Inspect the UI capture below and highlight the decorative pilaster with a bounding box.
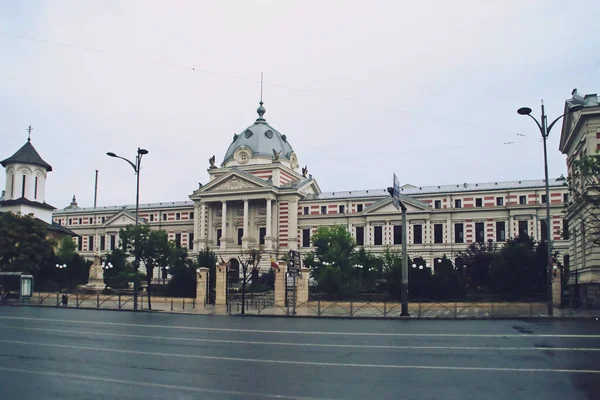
[265,198,273,249]
[242,199,249,249]
[221,201,227,250]
[199,202,207,248]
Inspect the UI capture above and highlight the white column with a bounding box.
[266,199,272,237]
[242,199,249,248]
[200,203,206,238]
[221,201,227,249]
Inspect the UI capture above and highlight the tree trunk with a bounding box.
[147,278,152,310]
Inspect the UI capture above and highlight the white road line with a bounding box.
[4,325,600,352]
[0,366,334,400]
[1,315,599,338]
[0,339,599,374]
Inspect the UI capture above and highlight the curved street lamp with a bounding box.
[107,147,149,310]
[517,102,582,316]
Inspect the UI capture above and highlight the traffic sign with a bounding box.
[288,250,302,272]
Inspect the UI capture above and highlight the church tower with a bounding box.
[0,128,55,223]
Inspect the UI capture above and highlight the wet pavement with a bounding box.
[0,306,599,399]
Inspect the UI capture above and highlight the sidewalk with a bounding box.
[9,293,600,319]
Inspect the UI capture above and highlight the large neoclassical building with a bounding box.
[37,100,572,274]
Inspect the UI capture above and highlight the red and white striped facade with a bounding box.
[50,104,572,270]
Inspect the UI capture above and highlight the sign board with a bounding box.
[390,173,402,211]
[288,250,302,273]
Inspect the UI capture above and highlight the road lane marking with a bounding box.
[1,316,599,338]
[0,339,599,374]
[4,325,600,352]
[0,366,334,400]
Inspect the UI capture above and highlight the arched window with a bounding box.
[34,176,39,199]
[10,173,15,198]
[21,174,26,198]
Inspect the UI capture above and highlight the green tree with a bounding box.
[103,248,132,290]
[0,212,55,275]
[306,225,358,299]
[119,225,171,310]
[456,239,497,294]
[166,245,196,297]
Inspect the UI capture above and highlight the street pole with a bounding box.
[540,102,553,317]
[517,100,582,317]
[401,205,409,316]
[107,147,148,312]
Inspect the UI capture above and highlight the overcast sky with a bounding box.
[1,1,599,209]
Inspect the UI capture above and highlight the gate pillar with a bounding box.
[297,268,310,305]
[196,267,209,301]
[215,262,228,305]
[274,261,287,306]
[552,269,562,308]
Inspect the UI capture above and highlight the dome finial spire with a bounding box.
[256,72,266,121]
[27,125,32,142]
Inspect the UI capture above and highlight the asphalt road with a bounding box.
[0,307,598,400]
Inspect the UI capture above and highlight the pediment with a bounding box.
[104,210,141,227]
[198,172,267,194]
[363,196,430,215]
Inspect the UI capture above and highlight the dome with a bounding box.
[222,102,296,167]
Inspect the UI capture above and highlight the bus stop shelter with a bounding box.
[0,272,34,303]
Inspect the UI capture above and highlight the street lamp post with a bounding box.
[517,102,582,316]
[55,263,67,290]
[107,147,149,311]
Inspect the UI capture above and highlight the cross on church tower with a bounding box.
[27,125,32,142]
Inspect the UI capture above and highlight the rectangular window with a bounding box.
[101,216,106,224]
[475,198,483,207]
[21,175,26,198]
[217,229,222,246]
[519,195,526,205]
[175,233,182,248]
[434,224,443,244]
[57,219,62,226]
[374,226,383,245]
[189,233,194,250]
[302,228,311,248]
[34,177,38,199]
[100,236,106,251]
[563,220,569,240]
[339,205,345,213]
[88,235,94,251]
[176,213,181,221]
[68,218,72,225]
[541,195,547,204]
[110,235,116,250]
[496,221,506,242]
[78,236,83,251]
[518,220,528,238]
[455,199,462,208]
[190,212,194,219]
[455,223,464,243]
[78,218,82,225]
[259,227,266,245]
[393,225,402,245]
[496,197,504,206]
[150,214,154,222]
[356,226,364,246]
[540,220,548,242]
[475,222,485,242]
[413,224,422,244]
[303,207,309,215]
[563,193,569,203]
[237,228,243,245]
[89,217,93,224]
[434,200,441,209]
[321,206,327,215]
[163,213,167,221]
[356,204,363,212]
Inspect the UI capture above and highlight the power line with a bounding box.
[0,31,522,137]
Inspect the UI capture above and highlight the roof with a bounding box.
[45,220,78,237]
[1,140,53,171]
[304,178,565,200]
[222,102,294,165]
[54,200,194,214]
[0,197,56,211]
[567,89,599,109]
